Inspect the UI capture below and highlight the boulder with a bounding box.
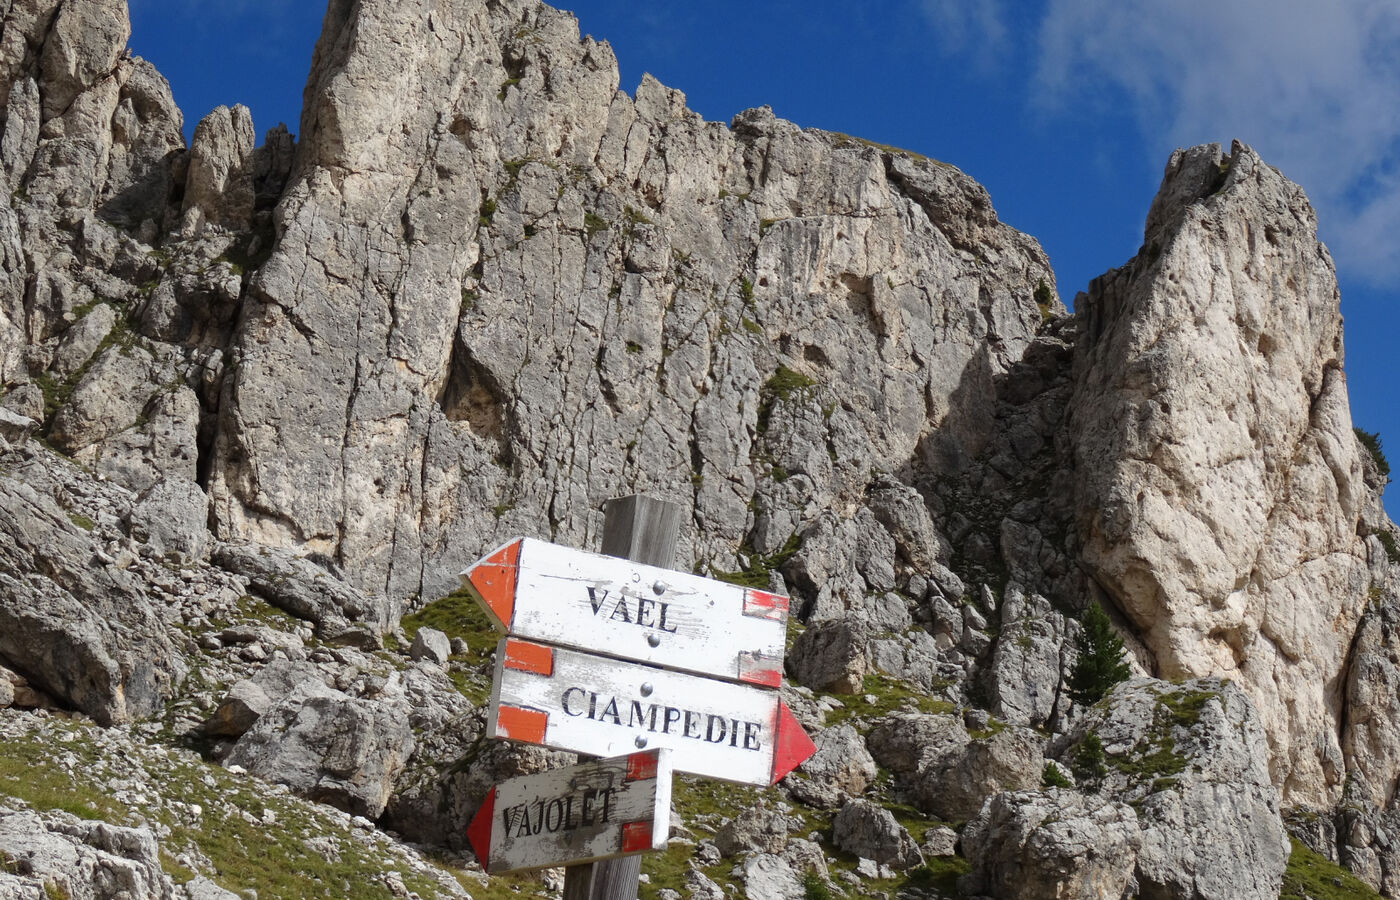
[224,675,415,819]
[987,586,1067,728]
[786,620,869,693]
[130,478,210,562]
[213,543,395,642]
[740,854,802,900]
[409,627,451,664]
[0,407,36,444]
[715,803,791,857]
[0,469,183,725]
[961,788,1141,900]
[867,712,971,776]
[831,799,923,869]
[915,725,1046,821]
[786,724,876,809]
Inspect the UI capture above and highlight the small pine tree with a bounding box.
[1072,732,1108,783]
[1067,603,1132,706]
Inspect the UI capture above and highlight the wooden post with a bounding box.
[562,495,683,900]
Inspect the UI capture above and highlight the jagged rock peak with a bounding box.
[1072,139,1372,807]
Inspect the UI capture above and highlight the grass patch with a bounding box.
[756,365,817,434]
[710,533,802,590]
[67,512,95,531]
[497,77,521,100]
[584,211,609,237]
[829,132,945,166]
[0,730,115,821]
[1034,278,1054,322]
[401,588,500,660]
[1281,837,1383,900]
[502,158,528,185]
[478,196,496,227]
[822,672,956,728]
[0,718,469,900]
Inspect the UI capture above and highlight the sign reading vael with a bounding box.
[461,537,788,687]
[487,637,814,787]
[467,749,672,875]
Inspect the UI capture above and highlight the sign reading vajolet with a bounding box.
[466,749,671,875]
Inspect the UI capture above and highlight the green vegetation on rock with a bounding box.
[711,533,802,590]
[1356,428,1390,479]
[1281,837,1383,900]
[1067,603,1131,706]
[0,716,466,899]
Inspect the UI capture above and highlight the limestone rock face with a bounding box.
[1058,678,1290,900]
[0,454,184,725]
[207,0,1055,603]
[1071,142,1370,806]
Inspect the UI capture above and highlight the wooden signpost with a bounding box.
[463,495,817,900]
[463,537,789,687]
[488,637,814,786]
[466,749,672,875]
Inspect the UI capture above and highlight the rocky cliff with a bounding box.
[0,0,1397,898]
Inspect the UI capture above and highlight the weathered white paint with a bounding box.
[461,537,788,687]
[488,639,814,787]
[467,749,672,875]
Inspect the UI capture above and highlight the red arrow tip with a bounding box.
[466,786,496,871]
[463,539,521,630]
[770,700,816,784]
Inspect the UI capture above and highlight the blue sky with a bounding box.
[127,0,1397,517]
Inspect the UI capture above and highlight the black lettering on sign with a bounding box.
[704,714,727,743]
[599,697,621,725]
[586,587,682,634]
[552,687,767,752]
[499,787,626,841]
[628,700,658,731]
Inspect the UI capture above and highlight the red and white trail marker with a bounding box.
[466,749,672,875]
[461,537,789,688]
[487,638,815,787]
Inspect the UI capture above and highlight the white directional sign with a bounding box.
[461,538,789,688]
[466,749,672,875]
[487,638,815,787]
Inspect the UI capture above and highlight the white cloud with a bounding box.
[1035,0,1400,284]
[920,0,1010,69]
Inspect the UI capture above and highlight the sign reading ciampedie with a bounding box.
[461,537,788,687]
[487,638,814,787]
[466,749,672,875]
